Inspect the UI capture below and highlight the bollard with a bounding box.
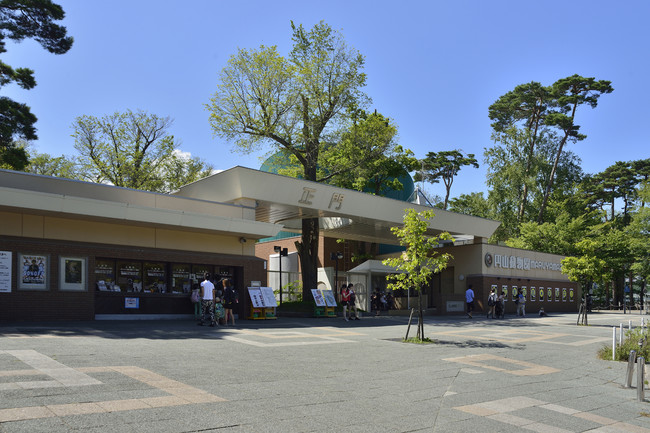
[613,327,617,360]
[638,357,645,402]
[625,350,637,388]
[620,323,624,345]
[629,320,632,331]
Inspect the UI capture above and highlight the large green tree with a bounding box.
[207,21,368,297]
[414,150,478,210]
[71,110,213,192]
[538,75,613,222]
[0,0,73,169]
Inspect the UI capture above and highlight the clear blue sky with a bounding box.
[4,0,649,199]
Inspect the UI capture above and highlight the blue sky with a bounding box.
[3,0,649,199]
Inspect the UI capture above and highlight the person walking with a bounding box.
[340,284,351,321]
[465,285,475,319]
[198,274,216,327]
[348,283,360,320]
[517,288,526,317]
[222,278,237,326]
[487,288,497,319]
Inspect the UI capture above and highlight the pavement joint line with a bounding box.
[0,353,226,423]
[443,353,560,376]
[222,335,355,347]
[454,396,650,433]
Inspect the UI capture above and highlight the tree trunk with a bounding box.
[296,217,320,301]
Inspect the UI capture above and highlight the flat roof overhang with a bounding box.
[0,170,281,239]
[175,167,501,245]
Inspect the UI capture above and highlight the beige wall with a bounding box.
[0,211,250,255]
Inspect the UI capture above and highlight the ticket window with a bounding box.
[117,261,142,293]
[192,265,213,285]
[144,262,167,293]
[171,264,191,293]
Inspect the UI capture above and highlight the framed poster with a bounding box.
[18,254,48,290]
[0,251,11,293]
[511,286,518,302]
[502,285,508,300]
[312,289,326,307]
[562,288,567,302]
[531,287,536,302]
[124,297,139,309]
[59,257,87,291]
[322,289,337,307]
[521,286,527,300]
[555,287,560,302]
[547,287,553,301]
[569,288,575,302]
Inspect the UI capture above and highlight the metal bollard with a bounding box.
[613,327,617,361]
[626,350,637,388]
[638,357,645,402]
[620,323,624,345]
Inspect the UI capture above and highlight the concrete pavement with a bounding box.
[1,311,649,432]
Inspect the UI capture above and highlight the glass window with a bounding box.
[116,261,142,293]
[144,262,167,293]
[192,264,212,283]
[95,259,116,291]
[171,264,191,293]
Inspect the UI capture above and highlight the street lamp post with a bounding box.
[330,251,343,293]
[274,246,288,305]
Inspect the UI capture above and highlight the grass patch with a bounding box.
[403,337,435,344]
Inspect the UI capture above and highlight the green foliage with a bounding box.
[274,280,303,302]
[383,209,453,340]
[599,327,650,362]
[207,21,369,298]
[414,150,479,210]
[0,0,73,169]
[71,110,213,192]
[447,192,491,218]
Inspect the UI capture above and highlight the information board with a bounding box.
[259,287,277,307]
[321,289,337,307]
[0,251,11,293]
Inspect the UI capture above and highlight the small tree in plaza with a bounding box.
[383,208,453,341]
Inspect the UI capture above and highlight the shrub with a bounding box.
[599,327,650,362]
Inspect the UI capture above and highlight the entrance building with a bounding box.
[0,166,577,321]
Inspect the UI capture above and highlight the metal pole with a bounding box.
[279,253,282,305]
[625,350,637,388]
[613,327,616,361]
[638,357,645,402]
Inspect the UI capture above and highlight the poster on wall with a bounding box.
[59,257,86,291]
[490,284,498,296]
[555,288,560,302]
[569,288,575,302]
[531,287,536,302]
[562,288,567,302]
[18,254,47,290]
[0,251,11,293]
[502,285,508,300]
[547,287,553,301]
[511,286,518,302]
[538,286,544,302]
[521,286,527,300]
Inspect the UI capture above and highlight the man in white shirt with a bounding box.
[199,274,216,327]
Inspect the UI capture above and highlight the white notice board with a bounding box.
[259,287,277,307]
[248,287,264,308]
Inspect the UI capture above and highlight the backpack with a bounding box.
[190,290,200,303]
[488,294,496,306]
[350,290,356,303]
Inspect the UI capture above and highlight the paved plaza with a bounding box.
[1,311,650,432]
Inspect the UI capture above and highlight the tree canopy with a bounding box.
[0,0,73,169]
